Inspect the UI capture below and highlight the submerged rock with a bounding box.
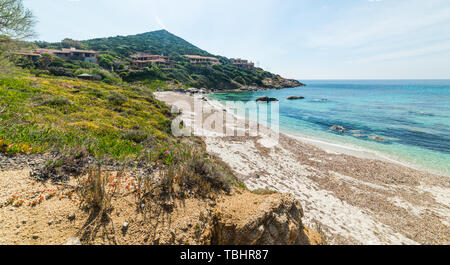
[369,135,388,142]
[287,96,305,100]
[330,125,347,133]
[256,96,279,102]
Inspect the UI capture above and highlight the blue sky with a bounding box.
[23,0,450,79]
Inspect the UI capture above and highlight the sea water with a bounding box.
[209,80,450,176]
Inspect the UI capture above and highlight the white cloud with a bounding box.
[306,0,450,48]
[353,40,450,63]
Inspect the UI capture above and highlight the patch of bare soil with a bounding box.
[0,168,322,245]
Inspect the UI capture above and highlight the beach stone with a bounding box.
[67,213,76,221]
[122,222,129,232]
[65,237,81,245]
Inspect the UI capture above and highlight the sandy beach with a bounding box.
[154,91,450,245]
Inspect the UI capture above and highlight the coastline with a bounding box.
[154,91,450,245]
[206,92,447,176]
[281,129,449,177]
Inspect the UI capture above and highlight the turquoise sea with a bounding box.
[210,80,450,176]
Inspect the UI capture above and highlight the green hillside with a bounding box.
[28,30,302,90]
[84,30,212,58]
[0,72,240,194]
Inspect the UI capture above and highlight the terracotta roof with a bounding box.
[61,48,97,54]
[184,55,219,61]
[13,51,41,56]
[132,59,168,63]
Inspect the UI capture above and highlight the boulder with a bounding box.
[210,192,322,245]
[256,96,279,102]
[287,96,305,100]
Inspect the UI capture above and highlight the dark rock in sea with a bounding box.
[330,125,347,133]
[287,96,305,100]
[256,96,279,102]
[369,135,388,142]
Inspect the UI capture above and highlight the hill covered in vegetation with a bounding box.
[28,30,303,90]
[0,72,242,194]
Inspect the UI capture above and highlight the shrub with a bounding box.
[79,166,117,212]
[107,92,127,106]
[121,129,148,143]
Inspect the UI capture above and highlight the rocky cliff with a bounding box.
[262,77,306,89]
[210,192,323,245]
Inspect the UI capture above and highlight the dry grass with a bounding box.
[77,166,121,243]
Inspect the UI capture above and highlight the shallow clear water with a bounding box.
[210,80,450,176]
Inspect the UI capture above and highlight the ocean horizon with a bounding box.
[210,79,450,176]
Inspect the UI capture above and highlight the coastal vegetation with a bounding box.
[0,72,241,193]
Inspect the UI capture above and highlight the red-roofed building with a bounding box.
[130,53,174,69]
[36,47,98,63]
[184,55,221,66]
[230,58,254,70]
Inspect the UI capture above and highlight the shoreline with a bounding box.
[206,94,449,177]
[281,129,449,177]
[154,91,450,245]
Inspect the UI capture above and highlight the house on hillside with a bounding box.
[184,55,221,67]
[35,47,98,63]
[130,53,174,69]
[230,58,254,70]
[12,51,42,62]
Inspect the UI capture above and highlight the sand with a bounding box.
[155,91,450,245]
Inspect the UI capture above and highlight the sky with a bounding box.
[22,0,450,79]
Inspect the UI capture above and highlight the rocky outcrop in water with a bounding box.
[262,77,306,89]
[287,96,305,100]
[256,96,279,102]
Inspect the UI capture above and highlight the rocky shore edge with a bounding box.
[168,77,305,94]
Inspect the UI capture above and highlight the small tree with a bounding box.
[0,0,35,39]
[0,0,36,74]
